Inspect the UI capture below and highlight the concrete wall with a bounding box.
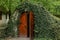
[0,14,9,27]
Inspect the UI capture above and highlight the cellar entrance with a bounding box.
[18,11,34,40]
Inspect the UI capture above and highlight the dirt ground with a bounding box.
[5,37,30,40]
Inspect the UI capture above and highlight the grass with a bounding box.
[34,38,53,40]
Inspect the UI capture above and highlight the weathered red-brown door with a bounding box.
[29,11,34,40]
[18,11,34,39]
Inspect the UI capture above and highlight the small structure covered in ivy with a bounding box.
[2,2,60,40]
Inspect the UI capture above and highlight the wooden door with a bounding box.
[18,12,27,37]
[29,11,34,39]
[18,11,34,38]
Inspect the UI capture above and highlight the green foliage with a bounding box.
[0,0,60,15]
[0,0,20,14]
[29,0,60,15]
[10,0,20,13]
[0,0,9,11]
[4,2,60,40]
